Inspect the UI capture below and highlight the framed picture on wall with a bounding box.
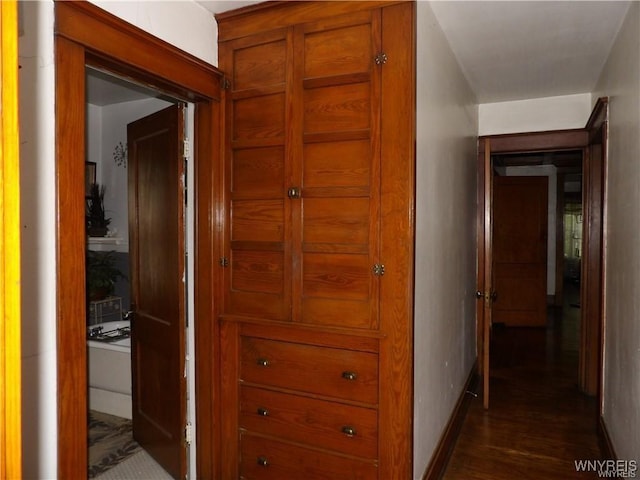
[85,161,96,193]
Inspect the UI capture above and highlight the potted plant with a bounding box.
[86,183,111,237]
[86,250,126,301]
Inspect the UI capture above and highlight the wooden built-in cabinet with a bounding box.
[217,2,415,478]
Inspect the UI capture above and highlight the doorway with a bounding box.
[55,3,223,478]
[477,119,607,410]
[84,68,193,478]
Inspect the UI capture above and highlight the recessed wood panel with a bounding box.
[303,253,369,301]
[304,24,371,79]
[231,199,284,242]
[233,93,284,140]
[240,433,378,480]
[232,146,284,196]
[303,198,369,246]
[233,40,286,91]
[302,297,372,329]
[304,83,370,134]
[240,386,378,458]
[303,140,370,188]
[231,250,284,295]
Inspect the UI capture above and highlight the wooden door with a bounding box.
[128,104,186,480]
[477,138,494,409]
[493,176,548,327]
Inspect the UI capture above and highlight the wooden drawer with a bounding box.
[240,433,378,480]
[240,337,378,404]
[240,385,377,459]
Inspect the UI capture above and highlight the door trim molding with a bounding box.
[54,2,222,478]
[476,126,607,403]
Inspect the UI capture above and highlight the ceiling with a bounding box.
[198,0,631,104]
[88,1,631,106]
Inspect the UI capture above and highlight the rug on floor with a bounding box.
[88,410,141,478]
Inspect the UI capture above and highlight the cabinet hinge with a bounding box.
[373,264,385,276]
[185,423,193,445]
[221,77,231,90]
[220,257,229,267]
[183,139,190,158]
[374,52,387,65]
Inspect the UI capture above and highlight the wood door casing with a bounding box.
[493,176,548,327]
[128,104,186,480]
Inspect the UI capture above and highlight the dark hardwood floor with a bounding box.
[443,283,603,479]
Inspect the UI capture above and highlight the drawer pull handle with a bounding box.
[256,358,270,367]
[341,425,357,437]
[257,456,269,467]
[257,407,269,416]
[342,371,357,381]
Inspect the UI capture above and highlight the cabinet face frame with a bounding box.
[217,2,416,478]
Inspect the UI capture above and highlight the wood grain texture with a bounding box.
[580,98,608,398]
[482,129,588,154]
[216,1,405,41]
[443,295,602,479]
[493,176,548,327]
[54,3,222,478]
[218,3,415,477]
[378,3,415,478]
[128,105,186,479]
[0,1,22,478]
[55,35,88,479]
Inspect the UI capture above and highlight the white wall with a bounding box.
[19,1,217,476]
[414,3,478,478]
[479,93,593,136]
[89,1,218,65]
[593,2,640,462]
[94,97,173,246]
[19,2,57,478]
[503,165,557,296]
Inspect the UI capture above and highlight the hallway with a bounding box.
[443,285,603,479]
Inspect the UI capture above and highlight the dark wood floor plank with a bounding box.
[442,284,602,480]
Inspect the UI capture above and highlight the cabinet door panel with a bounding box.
[304,83,370,134]
[232,146,284,197]
[223,30,291,322]
[304,23,371,79]
[234,94,285,140]
[297,11,381,330]
[233,39,287,90]
[303,140,370,188]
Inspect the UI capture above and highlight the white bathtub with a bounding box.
[87,320,132,419]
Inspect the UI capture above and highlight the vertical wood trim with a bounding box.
[580,97,608,400]
[195,101,216,479]
[482,139,492,410]
[0,1,22,477]
[555,172,565,307]
[379,3,415,478]
[55,35,88,478]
